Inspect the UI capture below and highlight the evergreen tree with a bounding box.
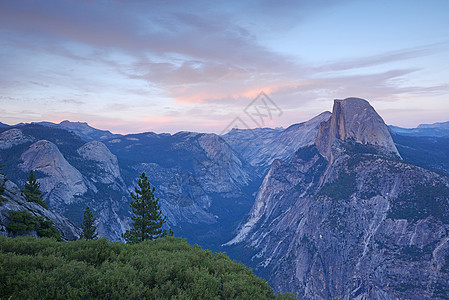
[81,205,98,240]
[0,165,6,202]
[122,172,172,244]
[22,170,48,209]
[7,210,61,240]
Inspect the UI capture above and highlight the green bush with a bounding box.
[0,236,298,299]
[6,210,61,240]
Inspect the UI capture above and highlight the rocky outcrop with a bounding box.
[316,98,400,161]
[0,128,34,149]
[197,133,252,192]
[226,98,449,299]
[19,140,89,208]
[77,141,122,184]
[0,175,80,240]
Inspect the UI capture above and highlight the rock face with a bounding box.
[226,98,449,299]
[197,133,252,192]
[0,128,34,149]
[316,98,400,161]
[0,175,80,240]
[222,112,331,174]
[77,141,122,184]
[19,140,89,208]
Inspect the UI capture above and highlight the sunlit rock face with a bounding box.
[227,98,449,300]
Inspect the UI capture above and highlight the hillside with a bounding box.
[0,236,296,299]
[225,98,449,299]
[0,124,260,248]
[0,174,80,241]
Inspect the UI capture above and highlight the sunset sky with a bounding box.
[1,0,448,134]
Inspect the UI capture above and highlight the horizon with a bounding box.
[1,107,448,136]
[1,1,449,134]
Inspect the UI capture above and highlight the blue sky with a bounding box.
[1,0,448,133]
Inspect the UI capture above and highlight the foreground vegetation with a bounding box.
[0,236,297,299]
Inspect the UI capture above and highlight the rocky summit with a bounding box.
[226,98,449,299]
[316,98,400,161]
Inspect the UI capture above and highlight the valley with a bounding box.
[1,98,449,299]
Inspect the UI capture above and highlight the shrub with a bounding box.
[0,236,298,299]
[6,210,61,240]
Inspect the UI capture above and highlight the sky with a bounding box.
[1,0,448,134]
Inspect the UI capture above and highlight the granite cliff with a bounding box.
[316,98,400,161]
[226,98,449,299]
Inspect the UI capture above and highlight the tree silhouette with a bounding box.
[123,172,172,244]
[22,170,48,209]
[81,205,98,240]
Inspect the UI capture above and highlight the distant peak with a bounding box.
[417,120,449,129]
[59,120,89,126]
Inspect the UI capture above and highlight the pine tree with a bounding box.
[23,170,48,209]
[81,205,98,240]
[122,172,172,244]
[0,164,6,199]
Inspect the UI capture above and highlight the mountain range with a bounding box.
[224,98,449,299]
[1,98,449,299]
[389,121,449,137]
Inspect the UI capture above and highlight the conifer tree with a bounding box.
[22,170,48,209]
[122,172,172,244]
[0,164,6,199]
[0,167,5,197]
[81,205,98,240]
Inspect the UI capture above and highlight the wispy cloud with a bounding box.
[0,0,448,132]
[315,43,449,72]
